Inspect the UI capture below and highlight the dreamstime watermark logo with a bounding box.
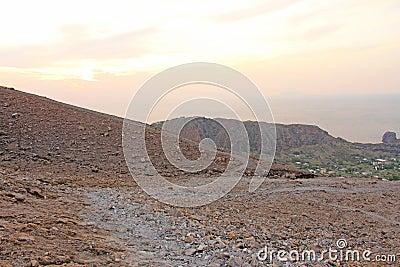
[336,238,347,249]
[257,239,398,264]
[122,62,276,207]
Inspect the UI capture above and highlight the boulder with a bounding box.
[382,131,398,144]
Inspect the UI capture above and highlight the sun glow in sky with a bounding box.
[1,0,399,81]
[1,0,400,132]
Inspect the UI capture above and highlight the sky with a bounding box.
[1,0,399,142]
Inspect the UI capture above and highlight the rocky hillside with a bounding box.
[1,86,399,266]
[154,117,400,180]
[153,117,337,153]
[0,87,311,181]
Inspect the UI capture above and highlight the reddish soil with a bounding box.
[0,86,399,266]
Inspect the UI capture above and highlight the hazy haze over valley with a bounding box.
[8,85,398,143]
[269,93,400,143]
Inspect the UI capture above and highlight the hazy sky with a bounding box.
[1,1,399,142]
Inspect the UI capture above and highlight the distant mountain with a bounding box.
[153,117,400,180]
[153,117,342,153]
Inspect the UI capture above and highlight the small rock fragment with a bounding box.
[184,248,197,256]
[228,232,236,240]
[13,193,26,202]
[185,235,195,243]
[197,244,207,252]
[235,242,245,249]
[17,234,34,242]
[27,260,39,267]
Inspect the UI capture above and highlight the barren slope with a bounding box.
[0,86,399,267]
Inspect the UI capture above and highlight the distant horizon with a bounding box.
[4,85,399,144]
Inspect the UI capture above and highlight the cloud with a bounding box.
[276,23,342,43]
[0,67,151,117]
[0,25,158,68]
[213,0,299,22]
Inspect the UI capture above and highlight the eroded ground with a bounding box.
[1,87,399,266]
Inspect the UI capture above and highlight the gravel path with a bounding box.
[81,187,234,266]
[80,177,400,266]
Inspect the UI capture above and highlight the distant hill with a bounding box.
[0,86,311,181]
[154,117,338,152]
[153,117,400,180]
[153,117,344,153]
